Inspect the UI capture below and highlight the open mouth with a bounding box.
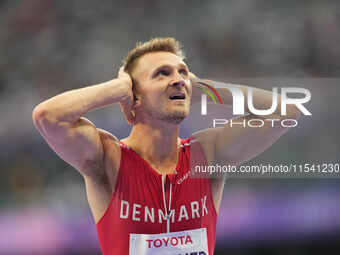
[169,92,186,100]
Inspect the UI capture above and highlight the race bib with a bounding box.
[129,228,209,255]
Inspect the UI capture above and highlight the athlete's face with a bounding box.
[132,52,192,124]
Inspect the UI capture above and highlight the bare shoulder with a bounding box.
[84,129,122,223]
[97,128,119,142]
[97,129,122,185]
[191,129,226,213]
[191,128,220,165]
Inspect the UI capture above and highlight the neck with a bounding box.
[123,120,180,169]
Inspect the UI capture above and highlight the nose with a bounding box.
[170,79,185,87]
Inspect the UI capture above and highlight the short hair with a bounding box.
[122,37,185,75]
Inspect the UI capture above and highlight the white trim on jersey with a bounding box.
[180,139,198,148]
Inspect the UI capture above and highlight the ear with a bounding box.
[119,103,135,125]
[132,79,142,108]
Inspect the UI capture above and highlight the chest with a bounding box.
[114,172,211,225]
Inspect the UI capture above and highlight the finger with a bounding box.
[189,72,197,79]
[118,66,125,77]
[189,73,199,86]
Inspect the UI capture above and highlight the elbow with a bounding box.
[32,104,57,131]
[32,105,45,129]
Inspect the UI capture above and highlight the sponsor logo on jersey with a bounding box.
[146,234,193,248]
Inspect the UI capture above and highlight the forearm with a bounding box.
[34,78,129,124]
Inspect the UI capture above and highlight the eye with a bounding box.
[179,68,188,76]
[156,69,170,76]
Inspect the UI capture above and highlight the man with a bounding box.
[32,37,301,255]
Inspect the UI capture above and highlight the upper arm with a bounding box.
[215,114,292,165]
[193,112,301,166]
[192,109,300,214]
[32,107,119,177]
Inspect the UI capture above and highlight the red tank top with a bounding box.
[96,137,217,255]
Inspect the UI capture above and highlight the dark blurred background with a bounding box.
[1,0,340,254]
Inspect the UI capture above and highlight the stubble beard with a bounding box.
[145,105,188,124]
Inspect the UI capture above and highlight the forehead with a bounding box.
[133,51,187,78]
